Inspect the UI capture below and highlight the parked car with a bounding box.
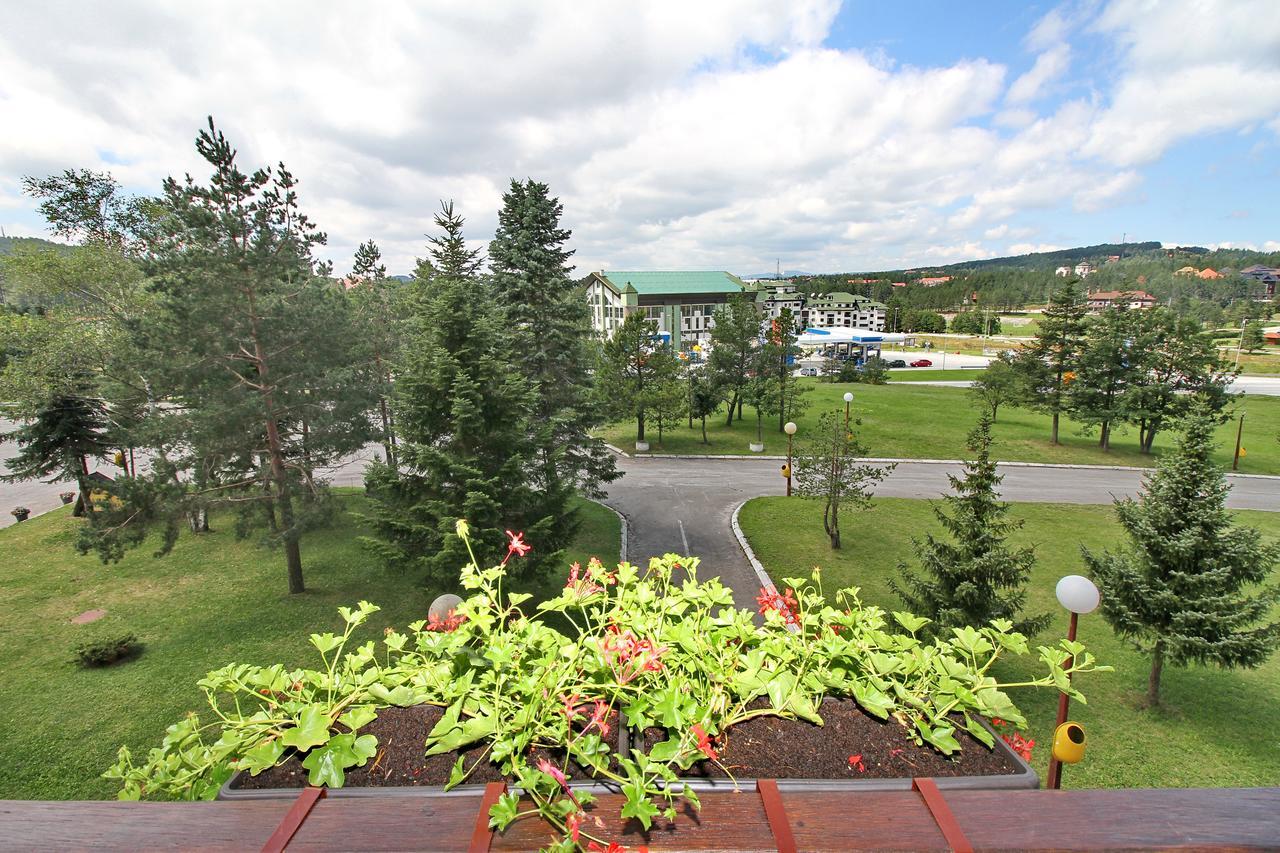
[796,366,820,377]
[910,359,933,367]
[886,359,907,368]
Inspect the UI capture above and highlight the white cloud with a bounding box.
[1007,44,1071,104]
[0,0,1273,274]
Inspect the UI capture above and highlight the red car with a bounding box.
[910,359,933,367]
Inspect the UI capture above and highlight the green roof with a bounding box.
[598,271,746,296]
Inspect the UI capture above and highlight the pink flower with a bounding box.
[587,700,611,739]
[566,811,582,843]
[756,586,800,626]
[536,757,567,788]
[503,530,531,564]
[599,626,666,684]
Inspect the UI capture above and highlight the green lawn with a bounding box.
[0,492,619,800]
[601,380,1280,475]
[738,496,1280,789]
[888,368,988,382]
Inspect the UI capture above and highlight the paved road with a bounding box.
[892,375,1280,396]
[601,455,1277,606]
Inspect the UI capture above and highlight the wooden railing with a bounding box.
[2,785,1277,851]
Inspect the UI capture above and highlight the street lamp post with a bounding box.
[843,392,853,429]
[784,421,797,496]
[1047,575,1100,790]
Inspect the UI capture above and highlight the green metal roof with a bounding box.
[598,271,746,296]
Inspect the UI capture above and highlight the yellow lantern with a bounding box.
[780,465,791,478]
[1052,721,1086,764]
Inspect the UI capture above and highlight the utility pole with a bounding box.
[1233,412,1245,471]
[1235,319,1247,369]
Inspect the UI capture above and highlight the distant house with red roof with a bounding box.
[1197,268,1224,280]
[917,276,952,286]
[1087,290,1157,311]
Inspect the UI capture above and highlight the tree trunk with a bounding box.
[636,411,646,442]
[701,415,708,444]
[1146,640,1165,707]
[1099,420,1111,451]
[378,395,396,467]
[725,391,737,426]
[657,417,663,445]
[1052,411,1060,445]
[737,397,744,420]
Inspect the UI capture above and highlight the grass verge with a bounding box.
[600,380,1280,474]
[0,491,619,800]
[738,496,1280,789]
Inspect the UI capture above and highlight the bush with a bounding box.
[74,634,142,667]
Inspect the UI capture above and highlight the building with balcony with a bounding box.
[584,270,747,348]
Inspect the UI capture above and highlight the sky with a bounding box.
[1,0,1277,277]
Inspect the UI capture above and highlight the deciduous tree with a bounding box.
[792,411,889,549]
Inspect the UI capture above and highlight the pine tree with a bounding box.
[1085,398,1280,706]
[349,238,400,466]
[488,179,617,508]
[792,411,889,549]
[94,119,376,593]
[1070,306,1141,450]
[768,308,803,434]
[891,414,1048,637]
[413,200,484,285]
[361,210,552,582]
[1014,281,1087,444]
[1241,321,1265,354]
[1,393,111,516]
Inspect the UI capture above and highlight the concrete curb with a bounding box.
[730,499,776,593]
[587,498,628,564]
[609,449,1280,481]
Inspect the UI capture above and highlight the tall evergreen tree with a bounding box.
[92,119,376,593]
[767,308,804,434]
[413,200,484,284]
[360,270,552,583]
[708,293,761,426]
[891,415,1049,637]
[1085,398,1280,706]
[1070,306,1140,450]
[1014,281,1087,444]
[488,179,617,506]
[349,238,400,467]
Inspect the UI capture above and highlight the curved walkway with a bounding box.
[600,455,1279,609]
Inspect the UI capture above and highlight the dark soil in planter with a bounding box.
[232,703,623,790]
[641,698,1020,780]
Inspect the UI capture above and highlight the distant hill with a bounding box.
[0,235,66,256]
[931,242,1163,273]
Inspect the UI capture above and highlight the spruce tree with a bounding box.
[488,179,617,516]
[349,239,400,466]
[2,393,111,516]
[1014,281,1087,444]
[361,209,551,582]
[1085,398,1280,706]
[892,414,1048,637]
[413,200,484,285]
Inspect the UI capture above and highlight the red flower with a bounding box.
[1001,732,1034,762]
[848,754,866,773]
[587,842,628,853]
[600,626,666,684]
[587,700,611,739]
[566,561,604,596]
[991,718,1006,728]
[503,530,531,564]
[692,723,718,761]
[756,586,799,626]
[566,811,582,843]
[426,609,466,632]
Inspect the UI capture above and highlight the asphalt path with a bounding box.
[601,455,1278,608]
[892,375,1280,396]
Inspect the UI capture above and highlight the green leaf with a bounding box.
[309,632,342,654]
[239,738,285,775]
[893,611,930,634]
[489,792,521,830]
[507,592,533,607]
[620,780,661,830]
[301,733,376,788]
[338,705,378,732]
[368,684,417,706]
[647,738,682,762]
[963,715,995,748]
[280,705,332,751]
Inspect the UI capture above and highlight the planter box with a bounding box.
[634,441,650,452]
[218,705,630,801]
[635,700,1037,793]
[749,443,765,452]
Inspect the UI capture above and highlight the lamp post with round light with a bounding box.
[843,392,853,429]
[1047,574,1100,790]
[784,421,797,496]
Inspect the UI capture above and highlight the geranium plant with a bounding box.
[109,522,1108,850]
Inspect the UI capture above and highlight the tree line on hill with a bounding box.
[0,118,616,593]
